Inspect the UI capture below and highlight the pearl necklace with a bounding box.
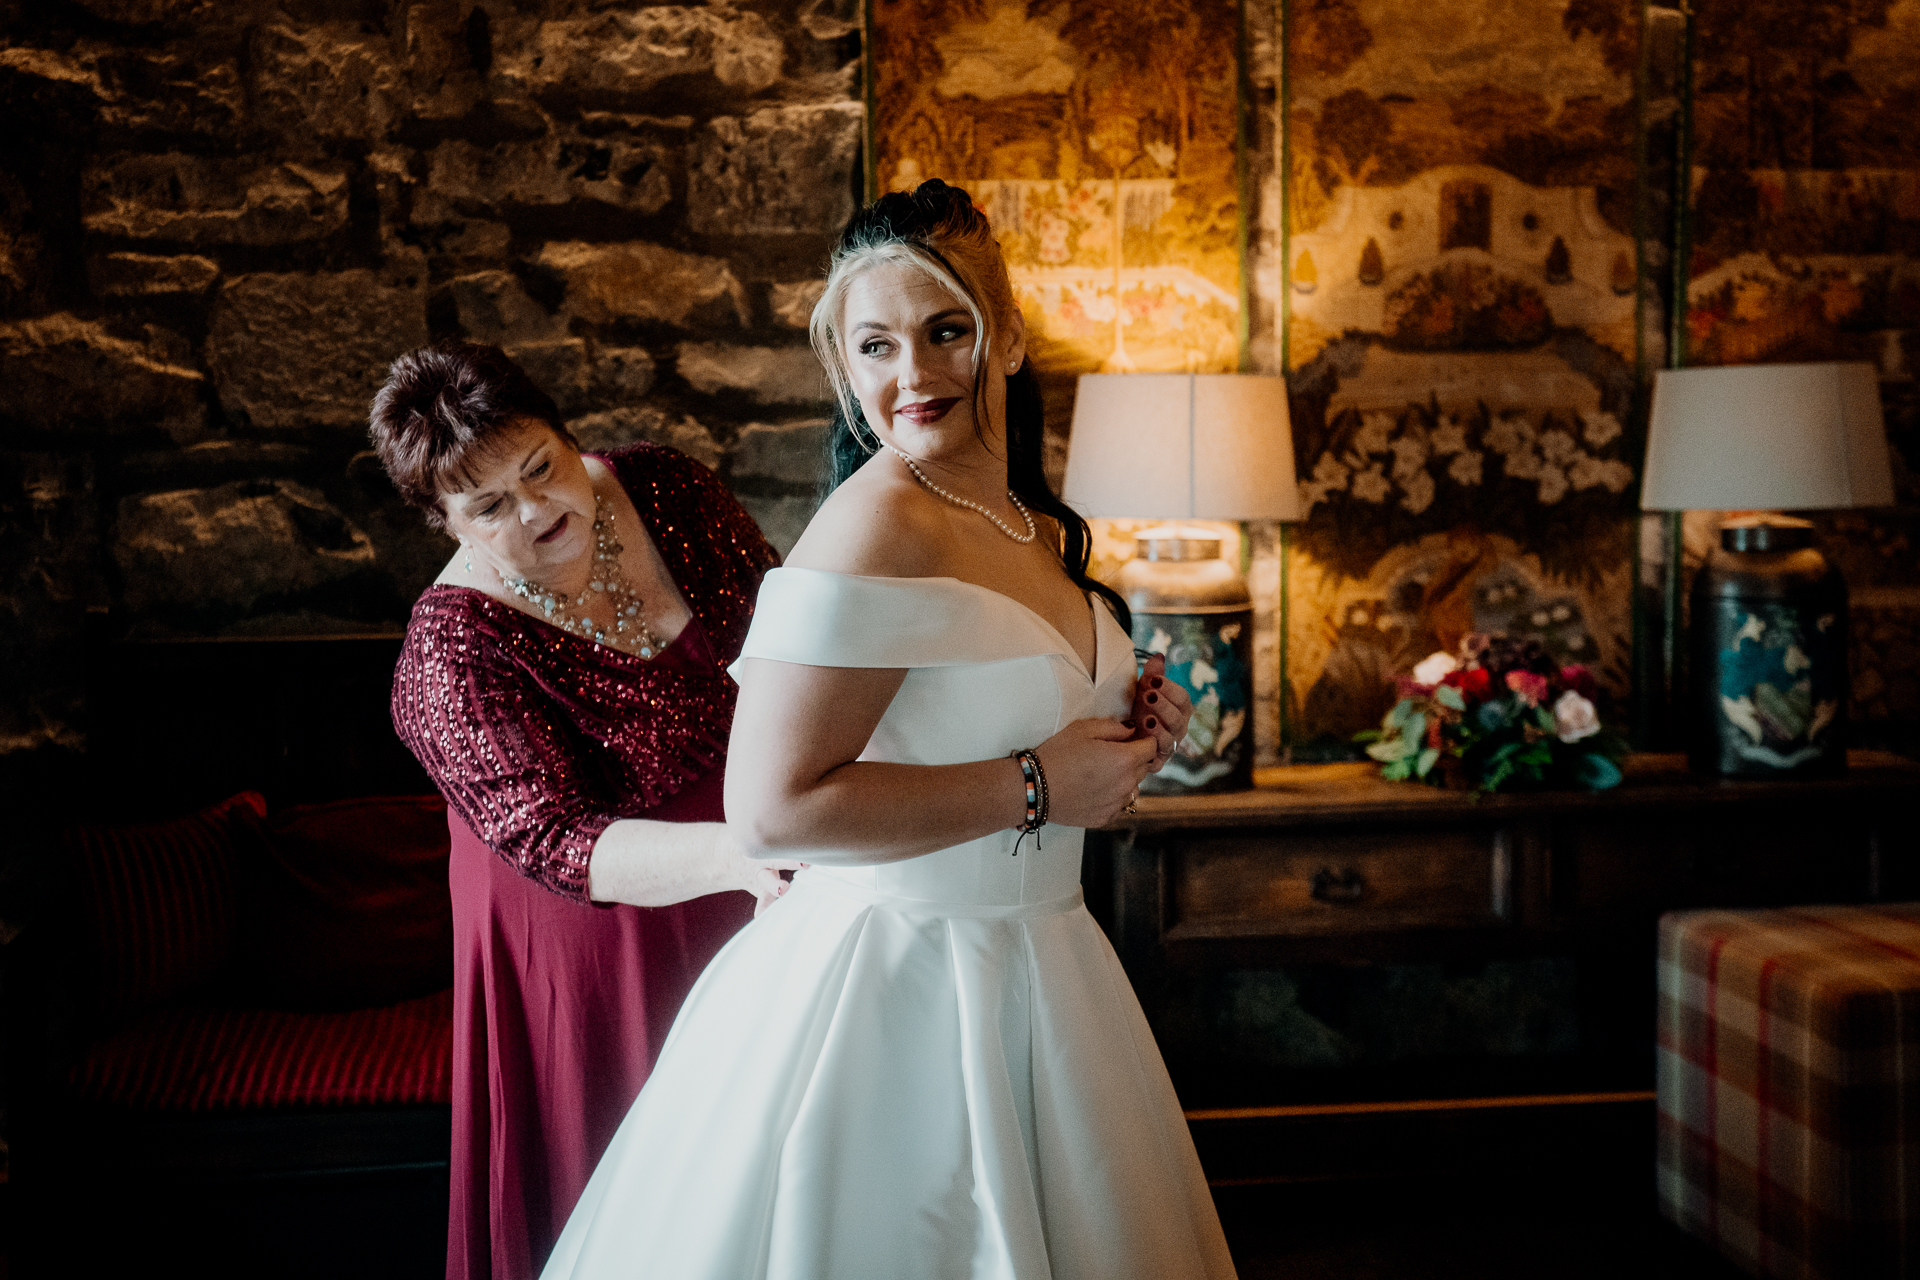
[888,447,1037,544]
[504,494,668,658]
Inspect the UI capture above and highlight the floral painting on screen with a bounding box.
[1280,0,1645,751]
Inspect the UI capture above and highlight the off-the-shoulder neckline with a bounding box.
[765,567,1121,685]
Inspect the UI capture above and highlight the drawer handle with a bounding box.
[1310,867,1366,904]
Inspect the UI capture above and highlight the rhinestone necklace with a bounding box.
[889,447,1037,544]
[504,494,669,658]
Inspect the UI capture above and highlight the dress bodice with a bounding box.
[733,568,1136,908]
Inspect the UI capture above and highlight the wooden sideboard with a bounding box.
[1085,750,1920,1122]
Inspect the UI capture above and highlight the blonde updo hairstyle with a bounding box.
[808,180,1019,462]
[805,179,1128,629]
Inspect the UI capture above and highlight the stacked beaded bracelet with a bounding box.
[1010,748,1049,856]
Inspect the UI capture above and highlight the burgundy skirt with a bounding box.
[446,761,753,1280]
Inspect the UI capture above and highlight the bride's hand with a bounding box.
[1032,718,1158,829]
[1129,654,1192,773]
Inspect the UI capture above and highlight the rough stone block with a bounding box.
[421,219,513,265]
[0,313,205,435]
[500,8,783,104]
[90,42,246,138]
[591,346,657,406]
[735,494,818,557]
[507,338,591,415]
[0,45,99,96]
[449,269,566,347]
[115,479,375,614]
[2,40,248,140]
[536,240,748,329]
[423,133,674,219]
[733,417,829,488]
[70,0,216,22]
[250,24,400,143]
[82,154,349,246]
[770,279,825,328]
[401,0,486,121]
[89,252,220,297]
[0,451,99,756]
[687,104,862,235]
[0,174,39,309]
[799,0,861,40]
[570,406,720,470]
[676,343,825,404]
[207,271,429,429]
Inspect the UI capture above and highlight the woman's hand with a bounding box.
[1129,653,1192,774]
[724,837,805,918]
[587,820,801,913]
[1033,718,1159,829]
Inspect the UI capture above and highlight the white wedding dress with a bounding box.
[541,569,1237,1280]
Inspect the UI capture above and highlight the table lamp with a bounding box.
[1643,361,1894,778]
[1064,373,1300,794]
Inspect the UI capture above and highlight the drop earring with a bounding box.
[463,544,474,573]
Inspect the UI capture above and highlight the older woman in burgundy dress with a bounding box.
[370,342,794,1280]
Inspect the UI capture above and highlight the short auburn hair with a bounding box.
[368,342,577,528]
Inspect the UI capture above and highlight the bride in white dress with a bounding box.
[541,180,1239,1280]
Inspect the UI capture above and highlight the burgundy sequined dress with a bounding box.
[390,443,778,1280]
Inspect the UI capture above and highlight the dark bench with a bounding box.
[6,635,452,1278]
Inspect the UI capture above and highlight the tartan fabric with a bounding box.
[67,987,453,1110]
[1656,904,1920,1280]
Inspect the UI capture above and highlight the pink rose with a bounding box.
[1506,671,1550,707]
[1553,690,1601,743]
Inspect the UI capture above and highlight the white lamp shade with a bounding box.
[1642,362,1895,511]
[1062,373,1301,521]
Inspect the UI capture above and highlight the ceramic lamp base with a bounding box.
[1688,516,1849,778]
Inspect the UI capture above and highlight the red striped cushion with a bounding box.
[66,987,453,1110]
[65,792,269,1015]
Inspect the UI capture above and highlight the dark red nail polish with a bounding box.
[1150,676,1164,688]
[1145,717,1158,730]
[1145,692,1158,704]
[1121,718,1137,730]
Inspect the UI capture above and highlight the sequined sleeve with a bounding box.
[392,604,614,903]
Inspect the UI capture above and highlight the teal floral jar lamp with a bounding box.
[1064,374,1300,794]
[1643,362,1895,778]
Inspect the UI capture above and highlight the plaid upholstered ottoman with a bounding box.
[1657,904,1920,1279]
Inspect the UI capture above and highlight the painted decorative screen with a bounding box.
[1277,0,1646,751]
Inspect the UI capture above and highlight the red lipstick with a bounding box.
[895,397,959,425]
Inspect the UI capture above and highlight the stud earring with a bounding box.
[1007,359,1019,373]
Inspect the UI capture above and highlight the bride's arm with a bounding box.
[724,658,1151,864]
[726,466,1154,863]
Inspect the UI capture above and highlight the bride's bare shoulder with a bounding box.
[785,462,945,578]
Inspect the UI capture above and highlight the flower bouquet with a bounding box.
[1355,635,1627,794]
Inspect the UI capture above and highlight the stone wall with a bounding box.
[0,0,858,806]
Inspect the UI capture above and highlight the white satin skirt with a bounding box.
[540,868,1237,1279]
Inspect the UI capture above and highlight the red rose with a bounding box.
[1560,665,1598,699]
[1445,668,1493,702]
